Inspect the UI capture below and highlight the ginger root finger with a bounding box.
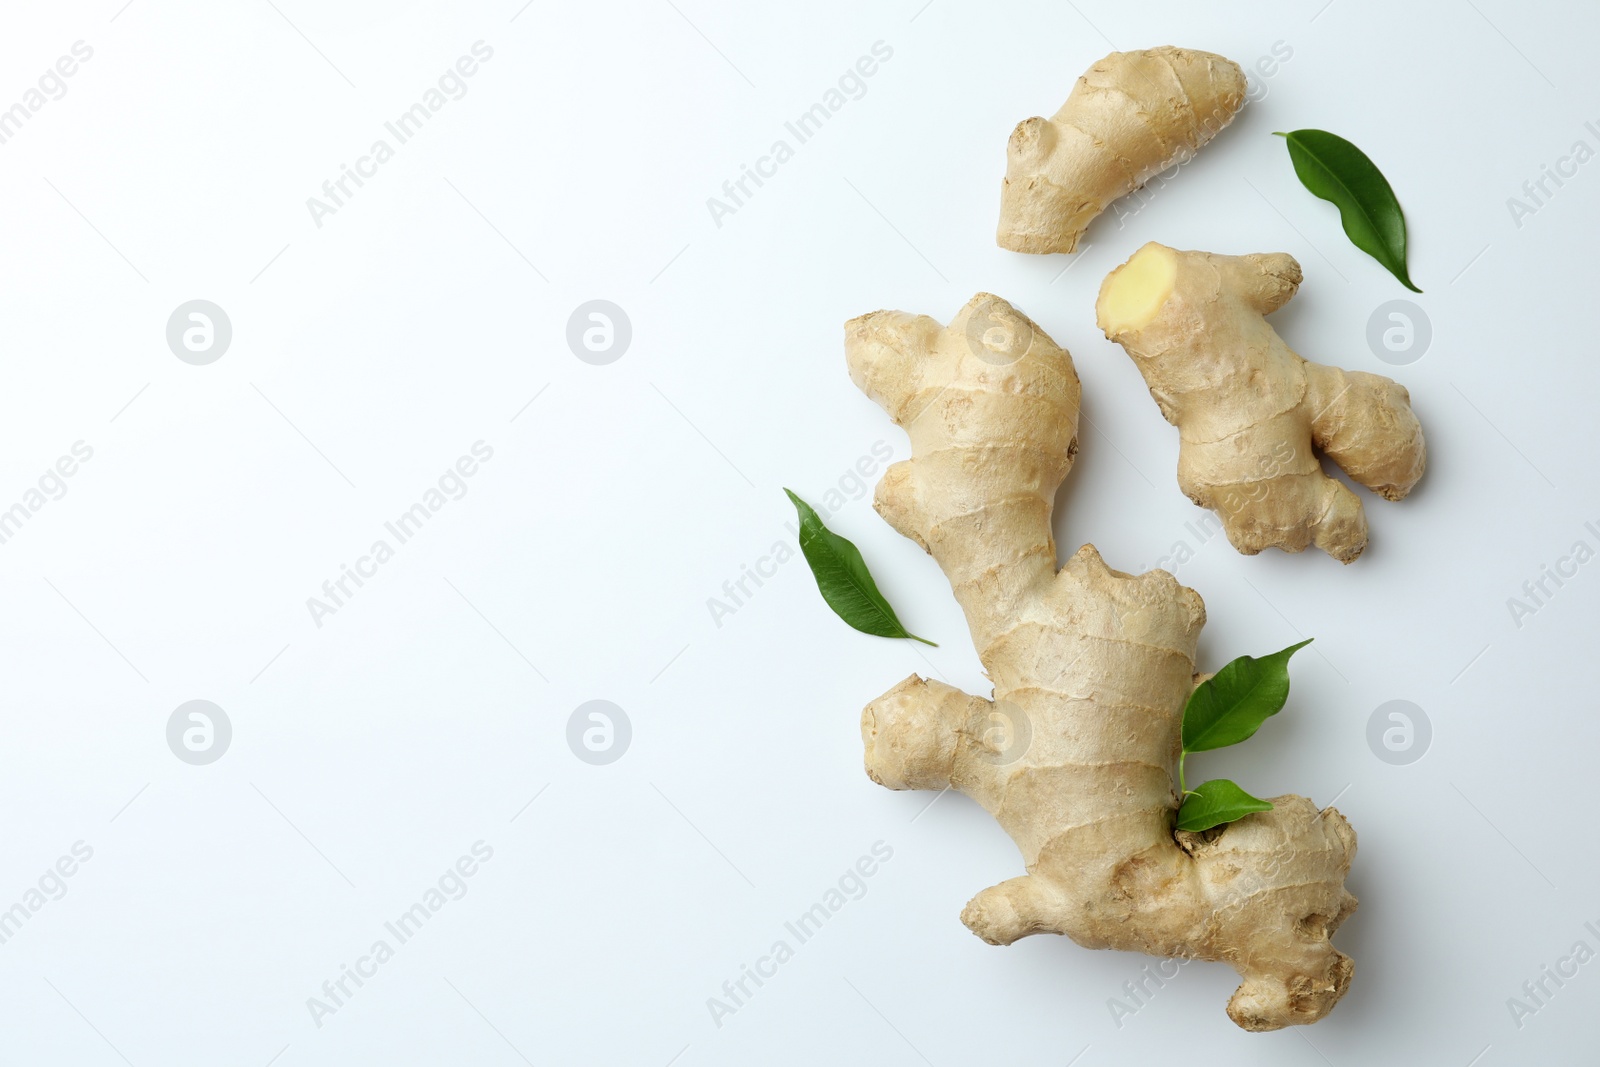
[997,46,1247,255]
[1096,241,1427,563]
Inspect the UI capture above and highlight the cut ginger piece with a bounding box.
[1097,242,1427,563]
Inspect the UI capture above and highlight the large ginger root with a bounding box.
[847,293,1357,1031]
[1097,242,1427,562]
[997,47,1246,254]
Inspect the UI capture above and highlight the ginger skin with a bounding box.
[1097,242,1427,562]
[848,294,1357,1032]
[997,47,1246,254]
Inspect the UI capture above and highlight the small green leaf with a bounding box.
[1275,129,1421,292]
[1182,639,1311,752]
[784,489,935,646]
[1177,779,1274,832]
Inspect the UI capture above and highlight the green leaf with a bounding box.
[1177,779,1274,832]
[783,489,935,646]
[1275,129,1421,292]
[1182,639,1311,752]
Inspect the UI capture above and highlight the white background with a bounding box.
[0,0,1594,1063]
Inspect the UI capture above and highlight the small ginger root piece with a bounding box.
[847,293,1357,1031]
[1097,242,1427,563]
[997,47,1246,254]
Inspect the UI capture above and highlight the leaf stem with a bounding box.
[1177,750,1188,799]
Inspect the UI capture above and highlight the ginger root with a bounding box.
[1097,242,1427,562]
[847,293,1357,1031]
[997,47,1246,254]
